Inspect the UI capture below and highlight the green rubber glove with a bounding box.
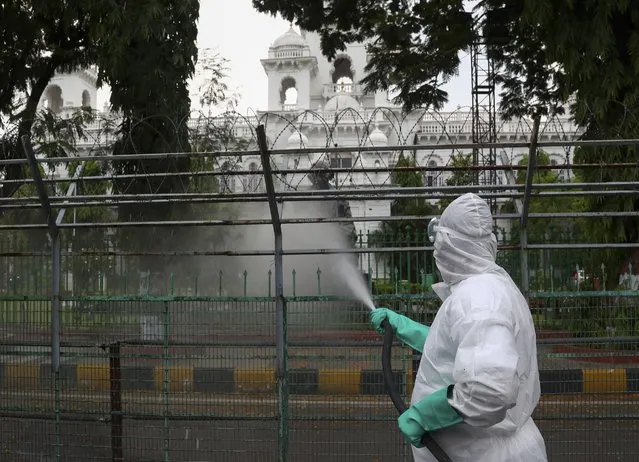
[370,307,430,353]
[398,386,464,448]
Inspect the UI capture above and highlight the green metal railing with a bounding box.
[1,289,638,460]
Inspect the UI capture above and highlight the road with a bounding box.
[1,416,638,461]
[1,392,638,461]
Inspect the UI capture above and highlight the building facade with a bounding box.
[38,27,582,241]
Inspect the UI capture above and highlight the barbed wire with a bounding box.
[3,101,638,202]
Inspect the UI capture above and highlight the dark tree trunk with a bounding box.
[1,60,58,199]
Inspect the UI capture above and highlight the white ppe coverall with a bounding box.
[412,193,548,461]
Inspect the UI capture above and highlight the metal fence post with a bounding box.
[520,116,541,300]
[163,300,171,462]
[256,125,289,462]
[22,135,62,461]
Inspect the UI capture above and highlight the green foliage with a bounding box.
[572,135,639,287]
[526,1,639,121]
[195,50,240,114]
[0,1,99,197]
[369,153,437,282]
[59,159,116,295]
[482,1,565,119]
[100,1,199,275]
[502,150,584,242]
[380,153,437,231]
[438,153,473,210]
[0,106,98,252]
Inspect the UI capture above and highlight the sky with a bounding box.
[97,0,473,114]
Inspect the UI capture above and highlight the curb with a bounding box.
[540,369,639,394]
[0,362,410,395]
[1,363,638,395]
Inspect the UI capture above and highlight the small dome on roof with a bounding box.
[369,126,388,146]
[324,93,360,112]
[271,27,308,49]
[287,131,309,147]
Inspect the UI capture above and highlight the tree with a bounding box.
[0,1,101,198]
[143,49,252,293]
[96,1,199,283]
[0,0,199,193]
[437,153,474,210]
[533,1,639,283]
[369,153,438,284]
[0,106,96,249]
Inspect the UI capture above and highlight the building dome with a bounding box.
[287,131,309,147]
[324,93,361,112]
[369,125,388,146]
[271,27,308,49]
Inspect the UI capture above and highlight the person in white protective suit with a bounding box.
[371,193,548,462]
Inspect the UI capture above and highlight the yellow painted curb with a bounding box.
[235,369,276,393]
[583,368,627,394]
[154,366,194,392]
[4,363,40,388]
[77,364,110,391]
[318,369,361,394]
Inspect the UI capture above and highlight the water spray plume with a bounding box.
[335,254,376,312]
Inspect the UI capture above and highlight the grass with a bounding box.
[0,300,139,328]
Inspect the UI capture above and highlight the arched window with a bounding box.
[332,56,354,83]
[81,90,91,108]
[373,159,382,178]
[280,77,298,109]
[43,85,63,113]
[218,161,235,193]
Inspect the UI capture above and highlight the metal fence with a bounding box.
[1,127,639,462]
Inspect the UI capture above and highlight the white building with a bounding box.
[248,27,580,238]
[40,67,99,114]
[38,27,582,241]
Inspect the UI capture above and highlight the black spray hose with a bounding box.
[381,318,452,462]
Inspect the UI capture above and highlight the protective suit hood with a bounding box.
[433,193,501,287]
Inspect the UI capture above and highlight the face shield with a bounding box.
[427,217,440,243]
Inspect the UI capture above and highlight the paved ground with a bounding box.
[1,392,638,461]
[2,329,638,460]
[1,415,638,461]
